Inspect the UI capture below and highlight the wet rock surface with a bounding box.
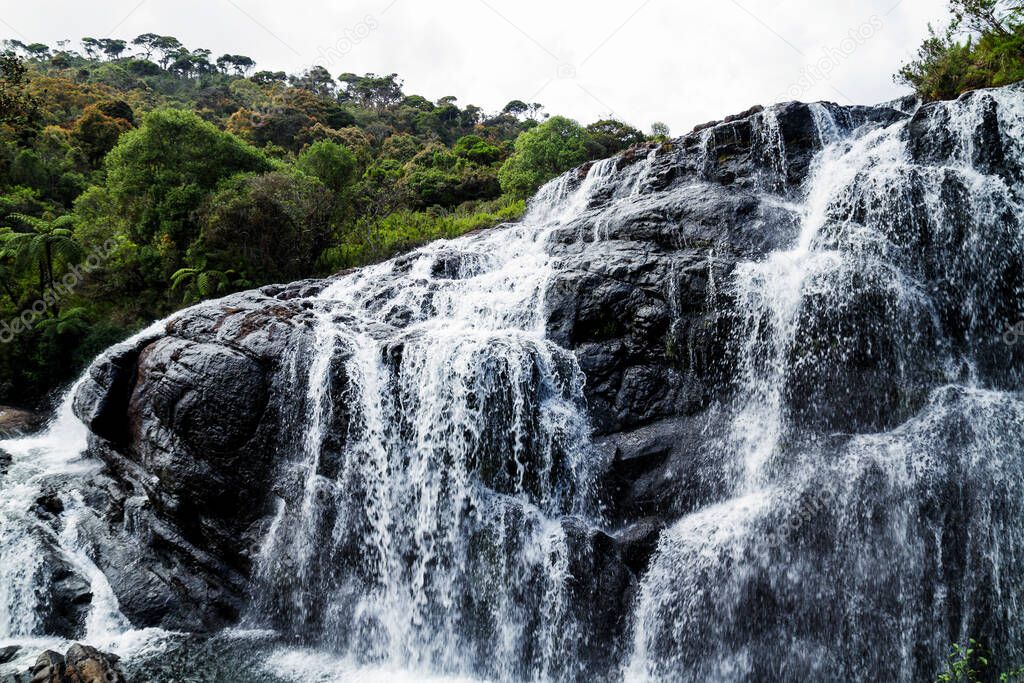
[69,285,327,631]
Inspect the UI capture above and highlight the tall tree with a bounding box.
[1,39,26,55]
[502,100,529,118]
[102,108,272,248]
[950,0,1021,35]
[99,38,127,60]
[231,55,255,76]
[650,121,671,138]
[295,140,358,195]
[251,70,287,84]
[152,36,183,68]
[80,37,102,60]
[291,66,336,97]
[168,54,194,77]
[338,72,404,109]
[131,33,161,60]
[190,48,214,75]
[0,214,84,312]
[0,52,39,133]
[586,119,646,157]
[498,116,590,199]
[897,0,1024,99]
[216,54,255,76]
[24,43,50,59]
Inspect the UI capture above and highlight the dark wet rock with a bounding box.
[429,248,489,279]
[37,543,92,640]
[597,412,733,526]
[118,631,289,683]
[32,484,68,521]
[692,104,765,134]
[545,241,734,434]
[908,84,1024,184]
[782,268,943,433]
[258,278,330,301]
[71,287,332,631]
[611,518,666,576]
[562,518,637,674]
[71,459,250,632]
[0,646,19,665]
[73,334,157,447]
[540,101,910,437]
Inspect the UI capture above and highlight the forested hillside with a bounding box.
[0,38,652,406]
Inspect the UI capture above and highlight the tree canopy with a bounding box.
[897,0,1024,99]
[0,39,655,407]
[103,109,272,247]
[498,116,591,199]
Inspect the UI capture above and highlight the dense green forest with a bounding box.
[0,37,652,407]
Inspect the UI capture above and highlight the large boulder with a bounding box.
[70,283,331,631]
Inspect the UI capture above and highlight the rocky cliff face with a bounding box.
[5,83,1023,682]
[70,97,868,637]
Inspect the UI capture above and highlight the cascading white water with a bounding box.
[0,382,91,639]
[752,108,788,191]
[0,322,172,670]
[628,89,1024,681]
[249,162,617,680]
[728,110,913,486]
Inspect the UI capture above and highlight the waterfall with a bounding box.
[727,119,910,486]
[2,86,1023,683]
[628,89,1024,681]
[248,162,612,680]
[0,382,90,639]
[752,108,788,191]
[0,322,168,658]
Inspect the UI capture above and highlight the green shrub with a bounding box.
[321,196,525,270]
[936,639,1024,682]
[898,0,1024,100]
[498,116,591,199]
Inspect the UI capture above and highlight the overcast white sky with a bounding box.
[0,0,947,133]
